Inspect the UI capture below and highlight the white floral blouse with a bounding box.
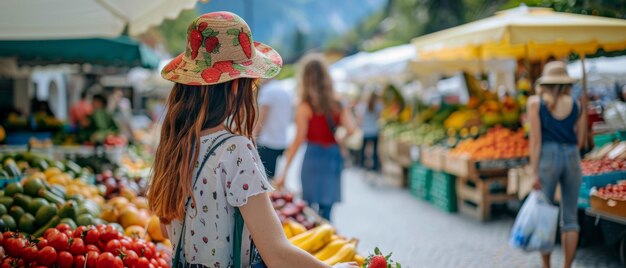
[166,130,273,268]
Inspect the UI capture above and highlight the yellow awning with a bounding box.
[412,6,626,61]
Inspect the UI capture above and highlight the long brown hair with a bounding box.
[537,84,571,112]
[298,54,339,114]
[148,78,258,223]
[366,91,379,112]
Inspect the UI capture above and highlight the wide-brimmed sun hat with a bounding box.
[161,12,282,85]
[537,61,578,85]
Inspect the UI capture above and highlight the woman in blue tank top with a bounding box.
[527,61,586,268]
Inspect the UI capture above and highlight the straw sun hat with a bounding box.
[536,61,578,85]
[161,12,283,85]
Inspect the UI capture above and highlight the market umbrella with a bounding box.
[411,5,626,61]
[0,36,160,69]
[0,0,199,39]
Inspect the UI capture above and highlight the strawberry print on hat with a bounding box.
[161,11,282,86]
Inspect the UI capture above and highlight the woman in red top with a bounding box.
[276,54,355,221]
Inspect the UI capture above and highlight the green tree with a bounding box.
[158,9,200,54]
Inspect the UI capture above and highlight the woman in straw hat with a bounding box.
[275,54,357,221]
[148,12,358,268]
[528,61,586,268]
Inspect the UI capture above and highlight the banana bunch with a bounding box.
[282,220,308,239]
[288,224,364,266]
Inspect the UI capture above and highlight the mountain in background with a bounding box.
[197,0,386,61]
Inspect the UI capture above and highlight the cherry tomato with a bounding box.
[56,223,73,233]
[21,243,39,264]
[74,255,86,268]
[84,228,100,245]
[64,230,74,238]
[5,237,26,258]
[86,251,99,268]
[44,228,61,240]
[105,239,122,254]
[86,244,100,253]
[100,226,119,243]
[49,232,70,252]
[95,224,107,232]
[135,257,151,268]
[122,249,139,268]
[35,237,48,250]
[57,251,74,268]
[150,258,159,267]
[37,246,58,266]
[96,252,116,268]
[74,226,88,238]
[69,237,85,256]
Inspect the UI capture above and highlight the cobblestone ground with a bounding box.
[332,168,622,268]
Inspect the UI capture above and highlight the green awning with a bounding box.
[0,36,160,69]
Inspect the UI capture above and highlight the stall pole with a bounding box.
[580,54,590,150]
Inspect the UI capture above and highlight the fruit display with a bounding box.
[0,179,103,236]
[99,196,152,238]
[0,223,170,267]
[96,170,149,200]
[287,224,363,266]
[362,248,401,268]
[582,158,626,176]
[383,123,446,147]
[595,181,626,200]
[450,126,528,160]
[271,192,317,229]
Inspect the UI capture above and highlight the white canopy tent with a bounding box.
[0,0,199,39]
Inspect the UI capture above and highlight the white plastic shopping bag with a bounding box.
[510,190,559,252]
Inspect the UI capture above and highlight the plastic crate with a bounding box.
[593,133,617,148]
[0,177,21,189]
[409,162,432,201]
[618,131,626,141]
[578,171,626,208]
[6,132,52,145]
[429,171,457,212]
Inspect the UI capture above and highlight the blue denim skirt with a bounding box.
[301,143,343,205]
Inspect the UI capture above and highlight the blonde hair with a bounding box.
[537,84,572,111]
[297,53,339,114]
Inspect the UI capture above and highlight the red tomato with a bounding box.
[21,243,39,264]
[86,244,100,253]
[5,237,26,258]
[157,258,168,267]
[74,226,88,238]
[69,238,85,256]
[49,232,70,252]
[84,229,100,245]
[105,239,122,254]
[37,246,58,266]
[122,249,139,267]
[135,257,151,268]
[74,255,86,268]
[64,230,74,238]
[44,228,60,240]
[120,238,131,251]
[57,251,74,268]
[35,237,48,250]
[96,252,116,268]
[0,232,4,246]
[95,224,107,232]
[86,251,99,268]
[113,257,124,268]
[2,232,15,241]
[56,223,73,233]
[150,258,159,267]
[143,247,154,259]
[100,226,119,243]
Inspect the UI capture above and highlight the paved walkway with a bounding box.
[331,168,622,268]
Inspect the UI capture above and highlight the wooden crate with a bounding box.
[382,160,405,187]
[421,146,446,171]
[444,153,512,179]
[444,153,473,177]
[395,140,414,168]
[456,176,516,221]
[590,194,626,218]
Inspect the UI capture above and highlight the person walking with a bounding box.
[528,61,586,268]
[69,91,93,128]
[254,79,293,180]
[275,54,356,221]
[356,91,382,172]
[147,12,357,268]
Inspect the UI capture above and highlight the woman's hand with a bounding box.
[532,174,542,190]
[274,175,286,191]
[332,262,360,268]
